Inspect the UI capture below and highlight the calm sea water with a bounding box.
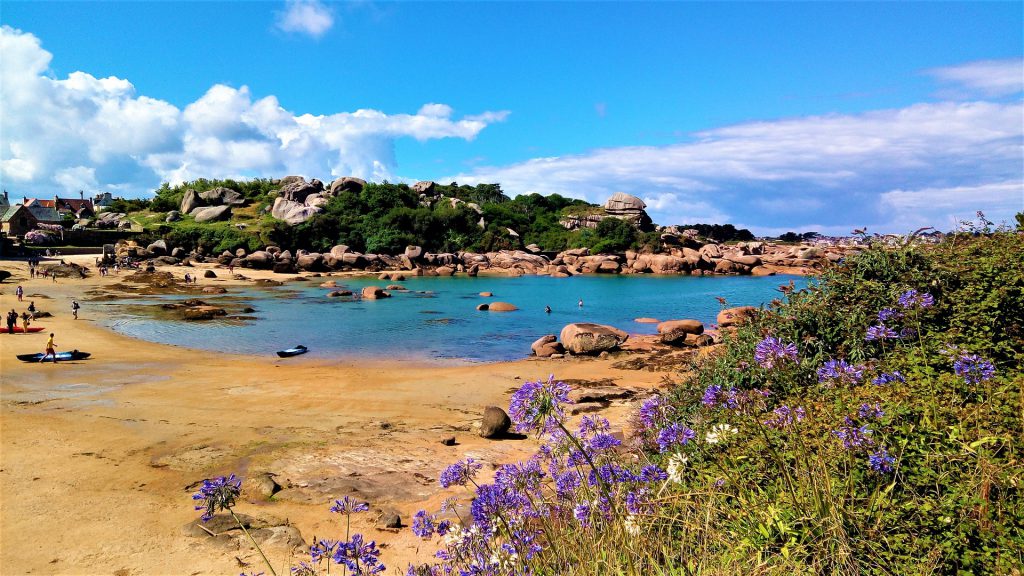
[100,275,805,363]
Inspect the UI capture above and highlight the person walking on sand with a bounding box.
[42,333,57,363]
[16,285,23,302]
[21,312,31,333]
[27,301,36,319]
[71,300,80,320]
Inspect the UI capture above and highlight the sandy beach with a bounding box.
[0,257,675,575]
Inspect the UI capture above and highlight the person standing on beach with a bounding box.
[21,312,31,333]
[42,333,57,363]
[71,300,80,320]
[5,309,15,334]
[27,301,36,319]
[16,285,23,302]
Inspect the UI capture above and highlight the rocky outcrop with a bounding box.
[717,306,758,328]
[531,335,565,357]
[657,319,704,345]
[271,197,322,225]
[559,323,629,355]
[604,192,651,228]
[329,177,366,195]
[487,302,518,312]
[278,179,322,203]
[180,189,203,214]
[361,286,390,300]
[191,205,231,223]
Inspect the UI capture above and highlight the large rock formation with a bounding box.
[604,192,652,229]
[329,177,366,195]
[191,205,231,223]
[278,179,322,203]
[271,197,322,225]
[559,323,629,355]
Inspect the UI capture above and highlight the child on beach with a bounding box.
[42,333,57,363]
[16,285,23,301]
[21,312,31,333]
[72,300,80,320]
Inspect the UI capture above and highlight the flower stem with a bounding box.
[230,509,279,576]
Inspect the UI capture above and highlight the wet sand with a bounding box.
[0,257,673,575]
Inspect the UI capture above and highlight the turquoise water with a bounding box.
[100,275,805,363]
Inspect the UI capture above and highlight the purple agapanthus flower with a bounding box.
[868,448,895,474]
[439,458,482,488]
[411,510,435,538]
[639,464,668,483]
[866,324,899,341]
[333,534,386,574]
[877,307,903,322]
[656,422,696,453]
[191,474,242,522]
[508,374,572,433]
[872,371,905,386]
[857,403,885,420]
[702,385,738,409]
[898,289,935,310]
[330,496,370,515]
[763,405,806,428]
[637,395,673,429]
[817,359,865,386]
[310,538,339,564]
[833,416,874,450]
[573,502,591,527]
[953,354,996,385]
[754,336,799,369]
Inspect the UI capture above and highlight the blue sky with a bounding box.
[1,1,1021,235]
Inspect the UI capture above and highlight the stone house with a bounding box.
[1,203,62,237]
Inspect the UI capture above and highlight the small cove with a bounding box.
[99,274,807,363]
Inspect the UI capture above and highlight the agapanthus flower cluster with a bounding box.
[857,402,885,420]
[637,395,673,429]
[763,405,806,429]
[872,371,905,386]
[656,422,696,453]
[898,289,935,310]
[333,534,386,575]
[702,384,737,408]
[330,496,370,515]
[865,324,898,341]
[509,374,572,434]
[191,474,242,522]
[817,359,866,386]
[309,538,339,564]
[877,307,903,322]
[953,353,996,385]
[411,510,437,538]
[439,458,483,488]
[754,336,799,369]
[868,448,895,474]
[832,416,874,450]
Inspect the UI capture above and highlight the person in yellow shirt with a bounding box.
[42,333,57,363]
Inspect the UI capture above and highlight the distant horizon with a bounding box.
[1,2,1021,236]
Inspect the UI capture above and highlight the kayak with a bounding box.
[276,345,308,358]
[17,350,91,362]
[0,326,45,333]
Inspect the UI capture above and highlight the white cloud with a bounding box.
[452,100,1023,233]
[54,166,98,192]
[927,58,1024,98]
[0,26,507,197]
[275,0,335,39]
[880,181,1024,229]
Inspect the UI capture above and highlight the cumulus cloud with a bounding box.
[0,26,507,197]
[275,0,335,39]
[880,181,1024,230]
[452,100,1023,233]
[927,58,1024,98]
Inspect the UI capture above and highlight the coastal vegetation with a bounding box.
[116,178,758,256]
[191,227,1022,574]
